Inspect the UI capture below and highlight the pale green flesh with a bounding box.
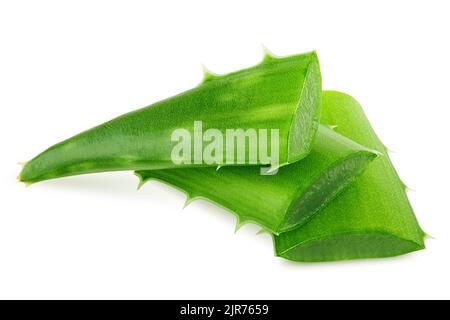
[274,91,425,262]
[19,52,322,184]
[136,125,377,234]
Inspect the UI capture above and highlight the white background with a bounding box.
[1,0,449,299]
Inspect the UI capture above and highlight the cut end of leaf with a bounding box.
[280,151,377,233]
[287,51,322,163]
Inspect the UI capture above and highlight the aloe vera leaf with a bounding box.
[136,125,377,234]
[19,51,322,184]
[274,91,426,262]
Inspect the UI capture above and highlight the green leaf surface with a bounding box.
[136,125,377,234]
[20,51,322,184]
[274,91,426,262]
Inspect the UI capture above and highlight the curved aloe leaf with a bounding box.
[19,51,321,184]
[136,125,377,234]
[274,91,426,262]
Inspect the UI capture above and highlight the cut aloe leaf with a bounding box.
[19,51,322,184]
[274,91,426,262]
[136,125,377,234]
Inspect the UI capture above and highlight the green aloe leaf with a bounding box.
[274,91,426,262]
[136,125,377,234]
[19,51,322,184]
